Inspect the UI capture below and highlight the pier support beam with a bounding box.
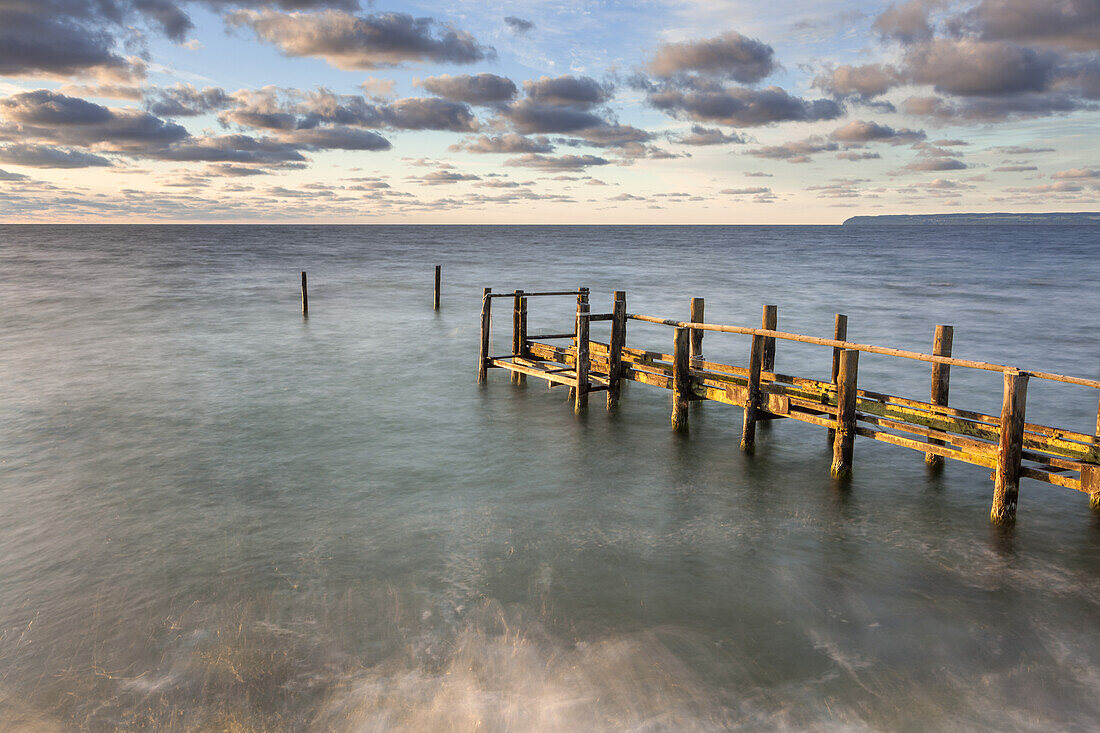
[511,290,527,385]
[762,305,777,372]
[574,300,590,414]
[831,349,859,478]
[740,333,765,451]
[301,271,308,316]
[991,369,1029,525]
[671,327,691,431]
[925,325,954,469]
[434,265,441,310]
[477,287,491,384]
[607,291,627,410]
[827,314,847,446]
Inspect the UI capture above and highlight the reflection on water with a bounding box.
[1,225,1099,730]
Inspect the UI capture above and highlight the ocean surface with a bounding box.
[2,224,1099,731]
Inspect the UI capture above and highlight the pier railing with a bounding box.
[477,287,1100,525]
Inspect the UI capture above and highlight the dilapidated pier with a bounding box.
[477,287,1100,526]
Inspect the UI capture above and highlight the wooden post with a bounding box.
[671,327,690,431]
[1089,392,1100,510]
[689,298,704,364]
[831,350,859,478]
[827,314,848,445]
[301,271,308,315]
[761,305,777,372]
[511,290,526,385]
[433,265,441,310]
[607,291,626,410]
[568,289,589,402]
[991,369,1029,525]
[740,333,765,451]
[477,287,491,384]
[925,325,954,468]
[574,300,590,414]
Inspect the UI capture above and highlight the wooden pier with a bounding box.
[477,288,1100,525]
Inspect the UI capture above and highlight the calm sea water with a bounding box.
[2,224,1099,731]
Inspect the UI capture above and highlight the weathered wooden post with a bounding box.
[925,325,954,468]
[434,265,441,310]
[607,291,627,410]
[740,333,765,451]
[689,298,705,365]
[827,314,848,445]
[568,288,589,402]
[991,369,1029,525]
[762,305,778,372]
[477,287,491,384]
[1088,392,1100,510]
[301,271,308,316]
[831,349,859,478]
[574,300,590,414]
[511,290,526,385]
[671,327,691,431]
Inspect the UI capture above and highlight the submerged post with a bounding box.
[925,325,954,469]
[607,291,627,410]
[991,369,1029,525]
[477,287,491,384]
[831,349,859,478]
[827,314,848,446]
[574,299,590,413]
[689,298,705,364]
[762,305,778,372]
[740,333,765,451]
[301,271,308,316]
[434,265,441,310]
[1088,392,1100,510]
[671,327,691,431]
[511,290,526,385]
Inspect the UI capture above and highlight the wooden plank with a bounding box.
[856,413,994,456]
[477,287,491,384]
[991,370,1029,525]
[926,325,954,468]
[741,333,765,451]
[626,368,672,390]
[831,350,859,478]
[671,327,691,431]
[489,358,576,387]
[855,427,997,469]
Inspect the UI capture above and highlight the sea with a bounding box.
[1,224,1099,731]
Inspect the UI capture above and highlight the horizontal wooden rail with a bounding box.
[526,332,576,340]
[627,313,1100,390]
[486,290,583,299]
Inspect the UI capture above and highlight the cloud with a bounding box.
[674,125,747,145]
[949,0,1100,52]
[0,167,29,180]
[383,97,478,131]
[873,0,940,43]
[0,10,131,79]
[524,75,612,107]
[0,143,111,168]
[901,157,968,172]
[569,124,651,147]
[144,134,307,164]
[904,39,1058,96]
[814,64,902,98]
[721,186,771,194]
[837,151,882,160]
[747,136,838,162]
[0,89,188,149]
[504,16,534,34]
[648,31,776,84]
[449,134,553,154]
[649,85,842,126]
[504,153,610,170]
[992,164,1037,171]
[418,73,517,105]
[1052,167,1099,178]
[502,99,607,133]
[227,10,492,70]
[900,91,1087,120]
[830,120,925,144]
[146,84,234,117]
[282,126,391,150]
[417,169,481,184]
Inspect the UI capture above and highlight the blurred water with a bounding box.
[1,224,1099,731]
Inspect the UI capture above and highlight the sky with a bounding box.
[0,0,1097,223]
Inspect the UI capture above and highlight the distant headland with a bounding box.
[842,212,1099,226]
